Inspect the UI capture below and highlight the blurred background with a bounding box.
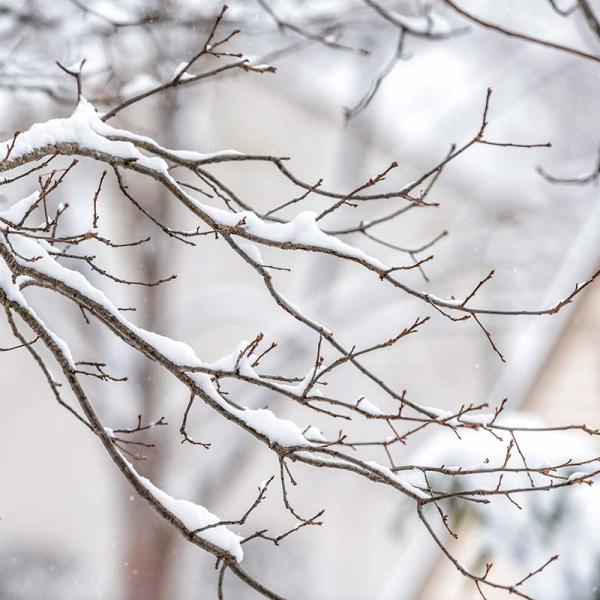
[0,1,599,598]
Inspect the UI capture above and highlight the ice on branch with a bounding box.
[127,460,244,561]
[0,100,387,276]
[190,371,312,447]
[0,191,40,224]
[417,404,494,426]
[355,396,383,416]
[303,425,326,442]
[190,207,388,270]
[1,224,314,448]
[172,62,194,81]
[240,56,276,73]
[0,96,225,176]
[425,293,462,307]
[237,240,264,265]
[2,232,209,367]
[458,412,495,425]
[568,471,590,482]
[0,254,75,366]
[418,405,453,420]
[366,461,430,500]
[0,99,167,172]
[207,341,324,399]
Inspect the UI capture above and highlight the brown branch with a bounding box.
[444,0,600,63]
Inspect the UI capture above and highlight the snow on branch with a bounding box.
[126,459,245,562]
[1,4,600,599]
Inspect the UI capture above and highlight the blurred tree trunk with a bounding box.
[123,95,179,600]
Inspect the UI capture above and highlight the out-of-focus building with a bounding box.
[412,276,600,600]
[1,2,600,599]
